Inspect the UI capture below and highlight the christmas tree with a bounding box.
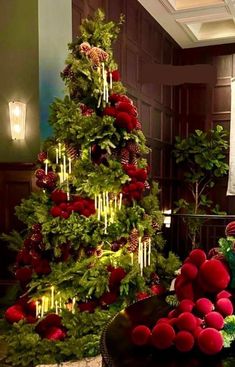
[0,10,180,366]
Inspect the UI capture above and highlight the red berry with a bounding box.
[195,298,214,315]
[174,331,195,352]
[131,325,151,346]
[216,298,233,316]
[197,328,223,355]
[177,312,197,332]
[189,249,207,267]
[152,323,175,349]
[205,311,224,330]
[181,263,198,280]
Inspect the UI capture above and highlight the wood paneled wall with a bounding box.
[72,0,181,212]
[0,163,35,284]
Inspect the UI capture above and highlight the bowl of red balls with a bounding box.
[131,249,235,358]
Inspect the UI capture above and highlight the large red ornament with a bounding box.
[132,325,151,346]
[151,323,175,349]
[197,328,223,355]
[5,304,26,324]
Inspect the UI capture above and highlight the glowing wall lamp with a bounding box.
[9,101,26,140]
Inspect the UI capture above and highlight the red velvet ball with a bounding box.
[44,326,66,341]
[33,258,51,275]
[193,326,203,338]
[35,168,46,179]
[26,315,37,324]
[197,328,223,355]
[168,309,179,318]
[132,325,151,346]
[50,206,62,217]
[205,311,224,330]
[103,106,117,117]
[199,259,230,292]
[36,313,62,334]
[151,284,166,296]
[100,291,118,306]
[177,312,197,332]
[116,101,136,116]
[115,112,132,130]
[111,70,121,82]
[152,323,175,349]
[189,249,207,267]
[109,267,126,290]
[156,317,170,325]
[216,290,232,300]
[195,298,214,315]
[136,292,149,301]
[77,300,97,313]
[178,300,195,313]
[50,189,67,204]
[216,298,233,316]
[26,300,36,315]
[174,331,195,352]
[174,274,194,301]
[15,267,33,286]
[181,263,198,280]
[16,249,32,266]
[60,211,70,219]
[5,304,26,324]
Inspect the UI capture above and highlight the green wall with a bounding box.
[0,0,40,162]
[0,0,72,162]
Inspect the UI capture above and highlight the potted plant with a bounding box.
[173,125,229,247]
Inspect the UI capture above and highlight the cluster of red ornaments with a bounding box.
[50,189,96,219]
[132,249,233,355]
[122,164,148,201]
[103,93,141,132]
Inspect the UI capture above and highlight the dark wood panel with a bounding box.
[213,86,231,113]
[125,0,139,45]
[215,54,233,78]
[140,101,151,138]
[151,108,162,140]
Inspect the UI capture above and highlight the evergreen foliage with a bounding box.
[1,10,180,365]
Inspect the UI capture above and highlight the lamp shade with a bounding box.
[9,101,26,140]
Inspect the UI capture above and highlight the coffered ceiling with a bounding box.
[138,0,235,48]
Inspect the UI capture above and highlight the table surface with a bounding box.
[100,295,235,367]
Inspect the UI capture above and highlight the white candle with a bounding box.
[44,297,49,312]
[110,72,112,89]
[106,192,109,213]
[140,241,143,276]
[130,253,133,265]
[38,304,41,318]
[144,243,147,267]
[59,297,62,311]
[56,148,59,164]
[60,164,64,182]
[58,143,61,159]
[102,63,105,78]
[51,286,55,308]
[41,297,44,317]
[104,209,107,234]
[66,178,70,201]
[138,237,141,264]
[72,297,76,314]
[68,157,72,174]
[45,160,48,175]
[119,193,123,210]
[114,195,117,210]
[63,155,66,176]
[148,238,151,266]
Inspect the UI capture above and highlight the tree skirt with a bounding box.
[36,355,102,367]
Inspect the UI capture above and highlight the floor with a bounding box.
[36,356,102,367]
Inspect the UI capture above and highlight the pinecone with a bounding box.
[128,228,139,252]
[120,148,130,165]
[127,140,140,154]
[152,219,161,231]
[144,180,150,190]
[65,144,79,160]
[136,120,142,130]
[129,153,138,166]
[37,151,47,163]
[142,234,150,244]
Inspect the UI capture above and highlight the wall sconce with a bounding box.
[163,209,172,228]
[9,101,26,140]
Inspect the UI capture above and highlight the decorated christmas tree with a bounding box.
[0,10,180,366]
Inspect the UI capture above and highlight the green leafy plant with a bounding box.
[173,125,229,247]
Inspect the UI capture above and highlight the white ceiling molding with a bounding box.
[138,0,235,48]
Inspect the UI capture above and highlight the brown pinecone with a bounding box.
[129,153,138,166]
[120,148,130,165]
[152,219,161,231]
[127,140,140,154]
[65,144,79,160]
[128,228,139,252]
[142,234,150,244]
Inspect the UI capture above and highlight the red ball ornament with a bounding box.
[50,206,62,217]
[5,304,26,324]
[189,249,207,267]
[35,168,46,179]
[216,290,232,300]
[174,274,194,301]
[174,331,195,352]
[225,221,235,237]
[156,317,170,325]
[152,323,175,349]
[100,291,118,306]
[216,298,233,316]
[200,259,230,292]
[115,112,133,131]
[109,267,126,290]
[197,328,223,355]
[181,263,198,280]
[205,311,224,330]
[44,326,66,340]
[132,325,151,346]
[150,284,166,296]
[178,300,195,313]
[37,151,47,163]
[177,312,197,332]
[15,267,33,286]
[193,326,203,338]
[77,300,97,313]
[195,298,214,315]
